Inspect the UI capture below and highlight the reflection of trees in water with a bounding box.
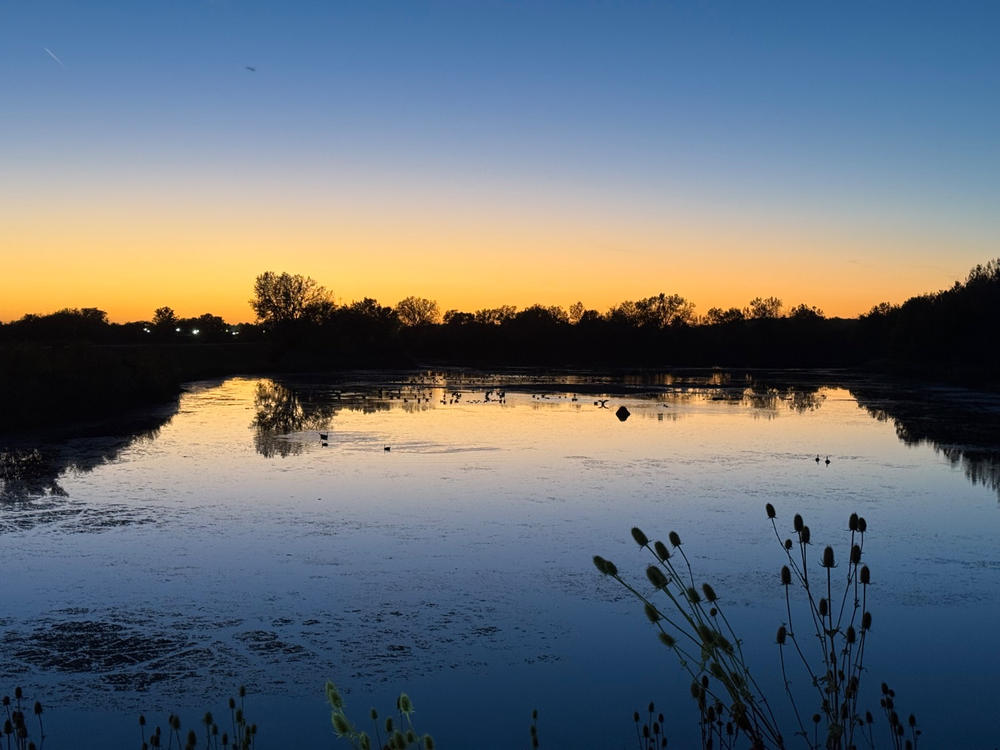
[739,379,825,413]
[697,381,825,415]
[1,410,174,501]
[851,386,1000,500]
[252,380,339,458]
[0,449,69,498]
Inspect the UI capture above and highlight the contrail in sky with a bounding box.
[43,47,65,67]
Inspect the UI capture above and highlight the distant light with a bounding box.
[192,328,200,335]
[175,327,181,332]
[143,327,151,333]
[232,330,239,336]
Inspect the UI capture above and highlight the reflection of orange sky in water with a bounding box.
[0,189,983,323]
[194,376,869,472]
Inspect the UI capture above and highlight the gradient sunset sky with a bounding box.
[3,0,998,323]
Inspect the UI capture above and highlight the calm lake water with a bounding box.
[2,371,999,748]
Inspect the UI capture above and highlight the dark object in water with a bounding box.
[384,445,391,452]
[825,456,831,465]
[319,432,328,440]
[616,406,630,422]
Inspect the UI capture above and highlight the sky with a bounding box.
[2,0,998,323]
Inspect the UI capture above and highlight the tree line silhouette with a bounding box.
[3,259,997,367]
[1,259,997,429]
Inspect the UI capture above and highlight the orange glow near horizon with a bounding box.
[1,214,982,324]
[1,173,988,324]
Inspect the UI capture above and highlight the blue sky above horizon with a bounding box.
[3,0,999,322]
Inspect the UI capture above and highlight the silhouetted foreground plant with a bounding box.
[632,701,668,749]
[594,506,921,750]
[325,681,435,750]
[2,688,45,750]
[138,685,256,750]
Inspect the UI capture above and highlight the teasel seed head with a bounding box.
[593,555,617,576]
[325,681,342,708]
[862,611,872,630]
[846,626,856,644]
[646,565,668,589]
[765,503,776,519]
[668,531,682,547]
[848,513,859,531]
[686,586,701,603]
[819,598,828,617]
[801,526,811,544]
[851,544,862,565]
[793,514,804,532]
[860,565,870,584]
[654,540,670,561]
[776,625,787,645]
[398,693,414,717]
[644,603,660,623]
[702,583,718,602]
[781,565,792,586]
[659,632,677,648]
[858,517,867,533]
[784,538,793,550]
[631,527,649,547]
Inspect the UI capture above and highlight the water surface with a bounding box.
[2,371,999,748]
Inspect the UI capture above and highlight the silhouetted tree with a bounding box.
[152,306,178,327]
[568,301,585,324]
[174,313,230,341]
[745,296,783,319]
[251,272,332,327]
[395,296,440,326]
[474,306,517,325]
[513,304,569,325]
[443,310,475,325]
[607,299,641,325]
[344,297,397,322]
[634,293,696,327]
[788,303,825,320]
[705,307,745,325]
